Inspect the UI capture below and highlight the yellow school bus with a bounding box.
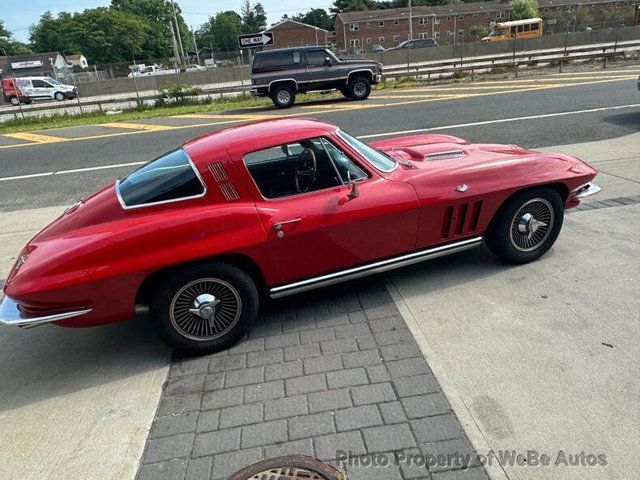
[482,18,544,42]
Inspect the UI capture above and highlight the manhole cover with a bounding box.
[227,455,347,480]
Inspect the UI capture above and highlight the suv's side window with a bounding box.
[257,50,302,72]
[243,137,367,199]
[307,50,327,67]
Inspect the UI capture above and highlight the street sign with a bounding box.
[238,32,274,49]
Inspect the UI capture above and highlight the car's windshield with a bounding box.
[45,77,60,85]
[325,50,340,63]
[338,130,397,172]
[397,41,408,48]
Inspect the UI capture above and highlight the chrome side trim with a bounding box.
[269,236,482,299]
[573,182,601,199]
[0,295,92,329]
[268,78,299,93]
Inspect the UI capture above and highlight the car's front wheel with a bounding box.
[347,76,371,100]
[149,262,259,354]
[485,188,564,264]
[54,92,66,101]
[271,85,295,108]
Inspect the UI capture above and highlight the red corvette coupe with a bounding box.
[1,119,600,353]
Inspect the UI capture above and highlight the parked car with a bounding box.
[185,64,206,72]
[0,119,600,354]
[387,38,438,51]
[372,44,386,53]
[1,76,77,105]
[127,64,179,77]
[250,46,383,108]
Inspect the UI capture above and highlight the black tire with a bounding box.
[270,85,295,108]
[339,86,352,99]
[485,188,564,264]
[347,75,371,100]
[54,92,65,101]
[9,96,20,106]
[149,262,259,354]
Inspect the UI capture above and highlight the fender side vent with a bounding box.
[469,200,482,231]
[441,206,454,238]
[219,182,240,201]
[424,150,465,161]
[441,200,482,238]
[208,162,229,182]
[454,203,468,235]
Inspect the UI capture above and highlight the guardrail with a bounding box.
[1,39,638,123]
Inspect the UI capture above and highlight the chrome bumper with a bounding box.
[574,183,601,199]
[0,295,91,329]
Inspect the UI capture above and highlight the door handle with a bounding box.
[272,218,301,231]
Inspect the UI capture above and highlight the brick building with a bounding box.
[335,0,639,51]
[264,19,331,49]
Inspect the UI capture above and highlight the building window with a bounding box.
[349,23,359,32]
[419,17,427,25]
[379,20,384,27]
[458,15,464,20]
[447,16,452,21]
[434,17,441,25]
[366,22,370,28]
[393,19,400,25]
[434,31,440,39]
[473,13,479,19]
[496,11,505,18]
[379,36,385,43]
[366,37,371,44]
[418,32,429,39]
[350,39,360,47]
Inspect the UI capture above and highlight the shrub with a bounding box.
[159,84,203,104]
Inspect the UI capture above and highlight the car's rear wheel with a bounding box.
[347,76,371,100]
[271,85,295,108]
[485,188,564,264]
[54,92,66,101]
[149,262,259,354]
[9,96,20,106]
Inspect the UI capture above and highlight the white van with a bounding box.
[3,77,77,105]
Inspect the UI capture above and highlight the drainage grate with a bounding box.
[227,456,346,480]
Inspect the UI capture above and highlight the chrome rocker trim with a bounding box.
[573,183,601,199]
[269,236,483,299]
[0,295,91,329]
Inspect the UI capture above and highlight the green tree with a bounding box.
[0,20,32,55]
[196,11,242,56]
[510,0,540,21]
[241,1,267,34]
[604,5,634,27]
[330,0,376,17]
[291,8,333,31]
[470,24,488,40]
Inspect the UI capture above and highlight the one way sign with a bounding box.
[238,32,274,49]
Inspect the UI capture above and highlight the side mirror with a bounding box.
[347,171,359,198]
[324,57,332,67]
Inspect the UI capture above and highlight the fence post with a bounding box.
[131,73,142,109]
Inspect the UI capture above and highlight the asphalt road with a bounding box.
[0,67,638,211]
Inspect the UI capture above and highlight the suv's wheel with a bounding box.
[149,262,259,354]
[347,76,371,100]
[271,85,295,108]
[339,86,352,99]
[486,188,564,264]
[9,96,20,106]
[54,92,66,101]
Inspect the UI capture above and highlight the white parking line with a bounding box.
[359,103,640,139]
[1,103,638,183]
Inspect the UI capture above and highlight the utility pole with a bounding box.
[169,21,181,69]
[408,0,413,40]
[171,0,186,66]
[192,28,200,65]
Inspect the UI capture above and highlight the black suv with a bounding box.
[250,46,383,108]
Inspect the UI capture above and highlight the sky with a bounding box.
[4,0,331,43]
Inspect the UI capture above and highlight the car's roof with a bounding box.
[184,118,338,153]
[255,46,327,55]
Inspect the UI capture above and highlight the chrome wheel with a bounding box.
[276,90,291,105]
[10,97,20,106]
[353,81,366,97]
[170,278,242,341]
[509,198,554,252]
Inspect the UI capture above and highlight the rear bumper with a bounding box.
[0,295,91,329]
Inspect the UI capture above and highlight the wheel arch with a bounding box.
[135,253,266,310]
[486,182,569,233]
[347,69,373,84]
[268,78,297,93]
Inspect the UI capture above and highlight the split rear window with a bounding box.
[117,149,205,208]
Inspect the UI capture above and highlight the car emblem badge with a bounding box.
[455,184,470,192]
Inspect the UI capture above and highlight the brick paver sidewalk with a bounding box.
[136,279,488,480]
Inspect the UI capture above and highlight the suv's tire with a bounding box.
[485,188,564,264]
[54,92,65,101]
[9,96,20,106]
[339,86,352,99]
[271,85,295,108]
[347,76,371,100]
[149,262,259,354]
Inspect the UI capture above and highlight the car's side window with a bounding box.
[244,137,366,200]
[307,50,327,67]
[117,149,205,208]
[32,79,49,88]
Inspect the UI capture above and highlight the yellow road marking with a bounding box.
[4,131,68,144]
[372,93,464,99]
[176,113,271,120]
[101,122,174,131]
[1,75,635,150]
